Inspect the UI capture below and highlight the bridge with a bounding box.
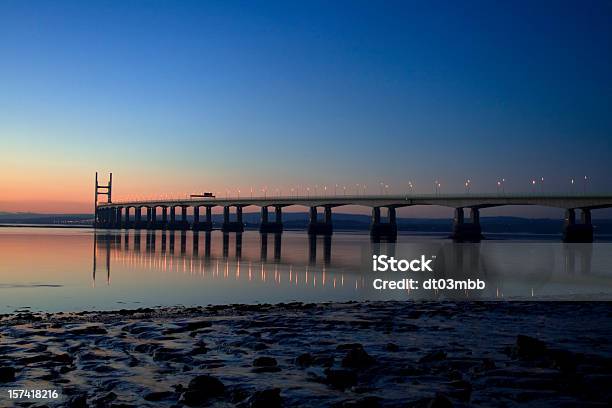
[94,173,612,242]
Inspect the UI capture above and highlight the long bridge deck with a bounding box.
[95,193,612,243]
[98,193,612,211]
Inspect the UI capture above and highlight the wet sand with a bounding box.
[1,301,611,407]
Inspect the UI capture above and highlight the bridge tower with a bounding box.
[94,172,112,227]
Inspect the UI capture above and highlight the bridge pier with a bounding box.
[161,207,168,229]
[115,207,123,229]
[452,207,482,242]
[135,207,144,229]
[308,206,333,235]
[370,207,397,241]
[222,206,244,232]
[169,206,177,230]
[150,207,158,229]
[193,206,213,231]
[178,206,189,230]
[259,206,283,233]
[563,208,593,243]
[124,207,131,229]
[146,207,152,229]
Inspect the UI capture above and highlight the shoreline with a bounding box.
[1,301,610,407]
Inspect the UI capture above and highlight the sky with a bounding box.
[1,0,611,215]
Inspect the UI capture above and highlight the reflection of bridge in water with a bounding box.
[94,173,612,242]
[92,231,346,289]
[92,230,598,300]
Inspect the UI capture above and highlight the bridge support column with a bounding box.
[222,206,244,232]
[134,207,142,229]
[195,206,213,231]
[100,208,109,228]
[180,206,188,230]
[192,206,200,230]
[563,208,593,242]
[169,206,176,230]
[259,206,283,233]
[161,207,168,229]
[150,207,157,229]
[236,206,243,224]
[146,207,152,229]
[452,207,482,242]
[308,206,333,235]
[124,207,130,229]
[115,207,123,229]
[370,207,397,241]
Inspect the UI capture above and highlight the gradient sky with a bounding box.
[1,0,611,215]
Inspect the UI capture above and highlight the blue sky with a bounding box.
[1,0,611,213]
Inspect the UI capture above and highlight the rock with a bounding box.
[0,366,16,382]
[91,391,117,406]
[52,353,73,364]
[253,357,277,367]
[336,343,364,351]
[324,368,357,389]
[448,380,472,401]
[408,393,453,408]
[516,335,547,359]
[427,393,453,408]
[296,352,313,367]
[385,343,400,352]
[181,375,225,406]
[248,388,281,408]
[191,344,208,355]
[144,391,174,401]
[342,346,375,369]
[153,347,185,362]
[183,320,213,331]
[67,394,88,408]
[419,351,447,364]
[67,325,108,335]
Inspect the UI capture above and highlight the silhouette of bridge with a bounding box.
[94,173,612,242]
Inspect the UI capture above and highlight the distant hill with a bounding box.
[1,212,612,235]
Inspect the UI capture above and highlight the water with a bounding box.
[1,227,612,312]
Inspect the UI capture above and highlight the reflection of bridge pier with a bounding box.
[220,232,243,258]
[563,243,593,274]
[274,233,282,261]
[308,234,332,265]
[146,230,155,252]
[204,231,211,258]
[169,231,175,253]
[235,233,242,258]
[180,231,187,254]
[260,233,282,261]
[134,232,141,251]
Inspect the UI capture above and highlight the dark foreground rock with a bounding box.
[0,301,611,407]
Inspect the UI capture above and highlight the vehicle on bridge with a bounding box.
[190,192,215,198]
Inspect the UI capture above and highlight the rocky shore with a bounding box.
[1,301,611,407]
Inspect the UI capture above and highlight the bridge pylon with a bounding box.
[94,172,112,227]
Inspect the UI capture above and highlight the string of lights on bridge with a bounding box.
[112,176,592,203]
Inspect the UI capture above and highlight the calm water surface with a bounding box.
[1,228,611,312]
